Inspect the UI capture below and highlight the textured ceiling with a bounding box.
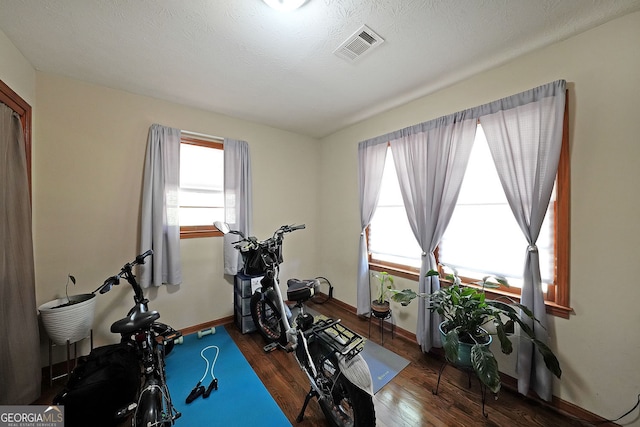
[1,0,640,138]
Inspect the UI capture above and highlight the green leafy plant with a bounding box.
[371,271,394,304]
[393,267,562,394]
[51,274,78,309]
[371,271,418,306]
[65,274,76,303]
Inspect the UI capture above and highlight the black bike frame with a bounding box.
[96,251,181,426]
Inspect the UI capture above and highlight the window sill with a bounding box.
[180,226,223,239]
[369,262,573,319]
[369,262,419,281]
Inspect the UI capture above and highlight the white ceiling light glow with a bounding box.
[263,0,308,12]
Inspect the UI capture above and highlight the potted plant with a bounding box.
[370,271,394,316]
[370,271,419,316]
[38,274,97,346]
[391,267,562,394]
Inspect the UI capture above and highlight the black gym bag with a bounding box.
[53,343,140,427]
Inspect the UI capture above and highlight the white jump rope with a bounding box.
[186,344,220,403]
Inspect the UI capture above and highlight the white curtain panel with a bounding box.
[479,80,566,401]
[357,79,565,399]
[389,114,477,351]
[139,124,182,287]
[0,103,41,404]
[356,139,388,315]
[223,138,253,275]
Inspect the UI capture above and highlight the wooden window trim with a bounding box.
[180,225,222,239]
[368,93,572,318]
[554,96,571,311]
[0,79,32,197]
[181,136,223,150]
[179,136,224,239]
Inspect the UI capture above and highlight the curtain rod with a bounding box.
[181,130,224,142]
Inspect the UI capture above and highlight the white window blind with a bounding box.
[439,126,555,288]
[368,127,555,289]
[369,148,422,269]
[179,143,224,226]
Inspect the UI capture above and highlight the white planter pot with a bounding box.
[38,293,97,345]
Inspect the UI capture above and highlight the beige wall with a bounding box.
[318,11,640,423]
[0,29,36,105]
[32,73,320,363]
[3,10,640,422]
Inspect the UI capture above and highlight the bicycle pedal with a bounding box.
[164,331,182,341]
[263,342,279,353]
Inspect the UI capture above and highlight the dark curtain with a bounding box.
[0,102,41,404]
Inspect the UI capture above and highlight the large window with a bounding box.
[179,135,224,238]
[368,111,570,318]
[438,125,555,289]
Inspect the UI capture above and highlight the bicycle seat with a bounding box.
[111,310,160,334]
[287,278,316,302]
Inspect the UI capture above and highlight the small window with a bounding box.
[179,136,224,238]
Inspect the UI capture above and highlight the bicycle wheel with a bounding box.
[309,340,376,427]
[136,380,169,427]
[250,289,286,344]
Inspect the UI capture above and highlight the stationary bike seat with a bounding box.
[287,278,316,302]
[111,310,160,334]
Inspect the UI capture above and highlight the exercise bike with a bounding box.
[98,250,182,427]
[215,222,376,427]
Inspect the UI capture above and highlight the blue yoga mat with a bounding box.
[165,327,291,427]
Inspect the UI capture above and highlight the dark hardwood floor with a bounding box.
[37,298,608,426]
[226,299,598,427]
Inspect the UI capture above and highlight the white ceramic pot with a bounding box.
[38,293,96,345]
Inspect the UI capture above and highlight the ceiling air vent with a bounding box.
[334,25,384,62]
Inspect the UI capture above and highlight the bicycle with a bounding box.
[215,222,376,427]
[97,250,182,426]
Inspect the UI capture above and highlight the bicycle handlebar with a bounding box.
[233,224,305,250]
[93,250,153,295]
[135,249,153,265]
